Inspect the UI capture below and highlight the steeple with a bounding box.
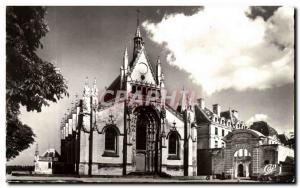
[133,9,144,58]
[135,9,141,38]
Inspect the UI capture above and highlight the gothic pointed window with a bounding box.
[103,126,119,157]
[168,131,180,160]
[105,127,117,151]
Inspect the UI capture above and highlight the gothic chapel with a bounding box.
[60,16,198,176]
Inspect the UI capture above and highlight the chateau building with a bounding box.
[59,16,294,179]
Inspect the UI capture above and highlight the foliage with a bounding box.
[249,121,278,137]
[6,7,68,160]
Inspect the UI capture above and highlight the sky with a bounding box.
[7,6,294,165]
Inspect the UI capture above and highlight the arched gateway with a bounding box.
[223,129,265,179]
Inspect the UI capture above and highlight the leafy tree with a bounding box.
[249,121,278,136]
[6,7,68,160]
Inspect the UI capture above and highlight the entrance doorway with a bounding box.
[136,153,146,172]
[233,149,252,178]
[238,164,244,177]
[134,106,160,173]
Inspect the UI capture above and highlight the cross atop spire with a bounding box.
[137,9,140,27]
[135,9,142,38]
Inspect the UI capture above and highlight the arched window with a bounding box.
[132,85,136,93]
[168,132,180,160]
[142,87,147,95]
[104,127,118,154]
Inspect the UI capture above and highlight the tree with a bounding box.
[6,7,68,160]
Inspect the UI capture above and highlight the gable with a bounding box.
[128,50,156,84]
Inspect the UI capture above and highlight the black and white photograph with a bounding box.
[5,5,295,184]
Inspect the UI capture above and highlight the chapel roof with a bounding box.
[103,75,121,102]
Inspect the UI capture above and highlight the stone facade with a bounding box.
[214,129,294,179]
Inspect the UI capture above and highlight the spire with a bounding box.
[92,77,98,95]
[121,46,128,90]
[177,87,188,113]
[156,56,162,85]
[93,77,96,86]
[83,76,90,97]
[123,47,128,70]
[133,9,144,57]
[135,9,141,38]
[92,77,97,91]
[135,27,141,38]
[85,76,89,85]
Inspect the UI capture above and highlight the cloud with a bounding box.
[246,113,269,126]
[143,7,294,95]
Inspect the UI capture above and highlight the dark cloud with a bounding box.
[247,6,280,21]
[141,6,203,23]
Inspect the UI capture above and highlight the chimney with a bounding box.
[197,98,205,110]
[213,104,221,117]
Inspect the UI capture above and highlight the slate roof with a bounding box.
[103,75,121,102]
[194,105,211,124]
[41,149,60,158]
[220,111,231,119]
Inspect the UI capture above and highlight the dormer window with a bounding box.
[215,127,218,135]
